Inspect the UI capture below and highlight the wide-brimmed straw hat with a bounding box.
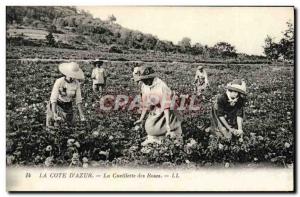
[226,79,247,95]
[59,62,85,80]
[93,58,104,66]
[135,66,156,81]
[197,65,204,70]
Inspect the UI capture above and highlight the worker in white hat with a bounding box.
[91,59,108,96]
[206,79,247,139]
[46,62,86,127]
[131,61,144,87]
[194,65,209,96]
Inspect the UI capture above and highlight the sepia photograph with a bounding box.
[5,5,295,192]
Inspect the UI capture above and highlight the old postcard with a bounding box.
[6,6,295,191]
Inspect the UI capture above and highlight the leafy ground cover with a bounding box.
[6,52,294,168]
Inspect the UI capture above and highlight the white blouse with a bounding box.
[91,67,107,84]
[195,70,209,86]
[141,77,172,111]
[50,77,83,105]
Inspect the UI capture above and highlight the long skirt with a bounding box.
[145,109,182,138]
[210,107,238,139]
[92,83,105,93]
[46,100,74,127]
[195,82,208,96]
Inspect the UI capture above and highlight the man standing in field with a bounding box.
[91,59,108,97]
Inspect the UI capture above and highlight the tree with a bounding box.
[212,42,237,58]
[163,40,175,52]
[141,34,158,50]
[107,14,117,24]
[279,21,294,60]
[263,36,280,60]
[178,37,191,53]
[263,21,294,61]
[154,40,175,52]
[45,32,56,46]
[192,43,204,55]
[119,29,132,46]
[108,45,123,53]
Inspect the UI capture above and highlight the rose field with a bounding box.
[6,48,294,168]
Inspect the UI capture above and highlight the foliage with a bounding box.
[6,56,294,168]
[6,46,272,64]
[279,22,294,60]
[108,45,123,53]
[107,14,117,24]
[264,36,281,60]
[212,42,237,58]
[6,6,77,25]
[178,37,192,53]
[263,21,294,61]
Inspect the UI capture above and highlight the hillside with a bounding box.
[6,6,268,62]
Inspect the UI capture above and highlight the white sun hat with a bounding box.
[226,79,247,95]
[135,66,156,82]
[58,62,85,80]
[197,65,204,70]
